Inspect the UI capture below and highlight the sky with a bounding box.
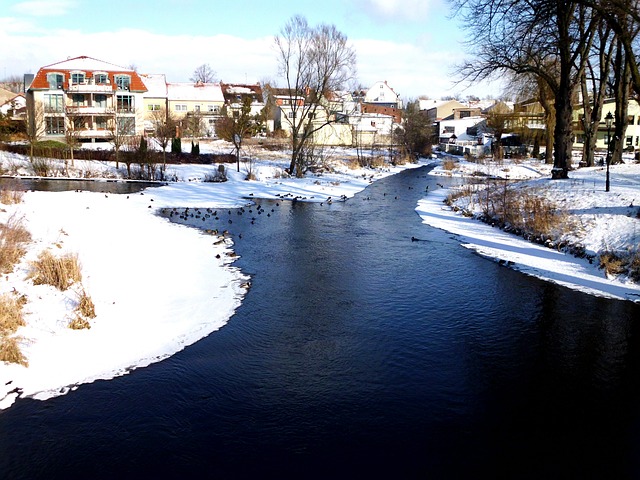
[0,0,503,100]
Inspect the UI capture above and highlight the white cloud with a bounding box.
[11,0,75,16]
[356,0,443,22]
[0,27,502,99]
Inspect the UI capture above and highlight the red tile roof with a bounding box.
[29,56,148,93]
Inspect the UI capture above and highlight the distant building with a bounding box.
[26,56,148,142]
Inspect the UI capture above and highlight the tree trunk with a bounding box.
[552,70,573,179]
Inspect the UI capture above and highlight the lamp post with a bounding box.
[605,111,613,192]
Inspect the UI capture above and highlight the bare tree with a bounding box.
[64,116,83,168]
[215,97,257,172]
[451,0,599,178]
[150,107,176,171]
[108,116,135,173]
[190,64,217,83]
[24,100,45,162]
[275,15,357,176]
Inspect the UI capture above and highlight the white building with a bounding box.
[26,56,148,142]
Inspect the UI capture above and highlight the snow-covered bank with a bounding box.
[417,157,640,303]
[0,147,420,410]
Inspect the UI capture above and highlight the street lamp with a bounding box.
[605,111,613,192]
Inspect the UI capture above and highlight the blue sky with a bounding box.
[0,0,502,100]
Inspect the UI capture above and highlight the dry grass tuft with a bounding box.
[0,293,26,334]
[442,158,457,171]
[75,287,96,320]
[0,335,28,366]
[0,187,24,205]
[599,251,627,277]
[0,213,32,274]
[29,250,82,291]
[68,316,91,330]
[0,293,28,366]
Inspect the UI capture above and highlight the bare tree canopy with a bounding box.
[190,63,218,83]
[275,15,357,176]
[451,0,600,178]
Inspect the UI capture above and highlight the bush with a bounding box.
[171,137,182,154]
[28,250,82,290]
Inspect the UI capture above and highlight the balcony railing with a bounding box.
[75,129,112,138]
[66,106,115,115]
[67,81,113,93]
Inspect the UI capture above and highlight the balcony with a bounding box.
[67,81,113,94]
[66,105,115,115]
[75,129,112,138]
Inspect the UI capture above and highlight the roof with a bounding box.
[167,82,224,102]
[141,74,168,98]
[220,82,263,103]
[0,87,16,104]
[28,55,148,93]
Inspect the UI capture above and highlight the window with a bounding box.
[459,111,471,118]
[175,104,187,111]
[288,111,296,118]
[45,117,64,134]
[47,73,64,89]
[117,95,134,112]
[73,117,87,130]
[117,116,135,135]
[72,94,86,107]
[626,136,633,146]
[371,121,376,127]
[44,94,63,112]
[71,72,85,85]
[94,73,108,85]
[94,94,107,108]
[195,105,201,112]
[147,104,161,111]
[114,74,131,91]
[629,116,635,125]
[444,126,455,133]
[96,117,108,130]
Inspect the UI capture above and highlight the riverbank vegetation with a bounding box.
[436,154,640,283]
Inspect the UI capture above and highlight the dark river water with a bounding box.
[2,166,640,479]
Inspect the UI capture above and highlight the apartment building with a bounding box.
[26,56,147,142]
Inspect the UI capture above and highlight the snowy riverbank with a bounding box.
[417,156,640,303]
[0,145,419,409]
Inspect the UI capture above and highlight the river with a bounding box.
[1,165,640,479]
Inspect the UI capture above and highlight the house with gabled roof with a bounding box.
[166,81,224,137]
[26,55,147,142]
[220,82,264,117]
[0,92,26,120]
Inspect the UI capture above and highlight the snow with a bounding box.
[416,154,640,303]
[0,143,417,409]
[1,143,639,411]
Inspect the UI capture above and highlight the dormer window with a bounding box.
[70,71,85,85]
[115,74,131,91]
[94,72,108,85]
[47,72,64,89]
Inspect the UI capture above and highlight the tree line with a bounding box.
[450,0,640,177]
